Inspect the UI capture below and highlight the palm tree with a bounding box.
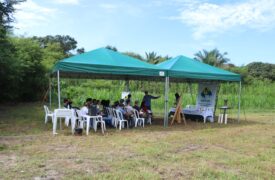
[105,45,117,52]
[124,52,144,61]
[194,49,230,67]
[145,51,161,64]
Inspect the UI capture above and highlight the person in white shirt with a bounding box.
[125,99,135,128]
[125,100,134,115]
[80,102,89,115]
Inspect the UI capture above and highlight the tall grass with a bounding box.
[49,79,274,114]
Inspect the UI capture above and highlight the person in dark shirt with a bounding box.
[175,93,180,106]
[64,98,72,109]
[142,91,160,110]
[133,100,140,111]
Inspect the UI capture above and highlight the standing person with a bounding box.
[175,93,180,106]
[142,91,160,110]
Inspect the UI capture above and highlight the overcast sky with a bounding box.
[13,0,275,65]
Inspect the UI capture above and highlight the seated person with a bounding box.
[80,102,89,115]
[106,100,110,107]
[89,99,100,116]
[116,101,126,115]
[86,98,92,107]
[64,98,72,109]
[125,94,132,105]
[125,99,134,115]
[140,100,152,123]
[133,100,140,111]
[124,99,135,127]
[119,99,125,108]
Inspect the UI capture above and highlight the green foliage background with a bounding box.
[0,0,274,110]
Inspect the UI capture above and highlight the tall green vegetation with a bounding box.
[0,0,25,101]
[194,49,230,67]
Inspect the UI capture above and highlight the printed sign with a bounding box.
[159,71,165,76]
[196,83,218,107]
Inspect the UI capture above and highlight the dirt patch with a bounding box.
[172,144,208,153]
[0,153,18,170]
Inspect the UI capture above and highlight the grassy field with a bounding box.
[0,103,274,179]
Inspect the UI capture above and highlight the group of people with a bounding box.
[64,91,161,128]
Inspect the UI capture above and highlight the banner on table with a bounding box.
[196,83,218,107]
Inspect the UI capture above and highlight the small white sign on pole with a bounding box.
[159,71,165,76]
[196,83,218,107]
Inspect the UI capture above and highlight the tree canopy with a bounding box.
[194,49,230,67]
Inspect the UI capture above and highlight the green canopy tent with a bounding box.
[157,55,241,126]
[51,48,166,109]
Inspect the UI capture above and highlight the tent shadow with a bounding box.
[129,116,261,133]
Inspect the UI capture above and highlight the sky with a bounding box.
[12,0,275,66]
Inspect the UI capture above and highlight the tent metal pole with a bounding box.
[49,78,52,109]
[188,82,194,103]
[125,79,130,92]
[57,70,61,108]
[238,81,241,123]
[164,76,169,127]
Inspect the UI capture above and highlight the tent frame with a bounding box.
[53,73,241,127]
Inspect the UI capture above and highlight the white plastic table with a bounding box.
[53,109,76,135]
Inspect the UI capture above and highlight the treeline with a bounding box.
[0,0,274,103]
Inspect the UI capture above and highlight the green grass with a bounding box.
[0,103,274,179]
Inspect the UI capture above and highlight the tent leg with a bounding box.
[57,70,61,108]
[238,81,241,123]
[49,78,52,109]
[164,77,169,127]
[125,79,130,92]
[188,82,194,103]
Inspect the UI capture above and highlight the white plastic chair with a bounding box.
[81,115,105,135]
[115,110,128,130]
[44,105,54,124]
[112,108,119,128]
[106,107,116,126]
[76,109,84,128]
[92,115,106,134]
[53,109,76,135]
[133,109,145,127]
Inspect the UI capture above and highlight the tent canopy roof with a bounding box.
[157,55,241,82]
[52,48,165,80]
[52,48,240,82]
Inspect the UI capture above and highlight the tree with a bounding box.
[0,0,25,102]
[145,51,161,64]
[194,49,230,67]
[144,51,171,64]
[247,62,275,81]
[124,52,144,61]
[77,47,85,54]
[32,35,77,56]
[105,45,117,52]
[11,37,47,101]
[0,0,25,35]
[41,42,65,70]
